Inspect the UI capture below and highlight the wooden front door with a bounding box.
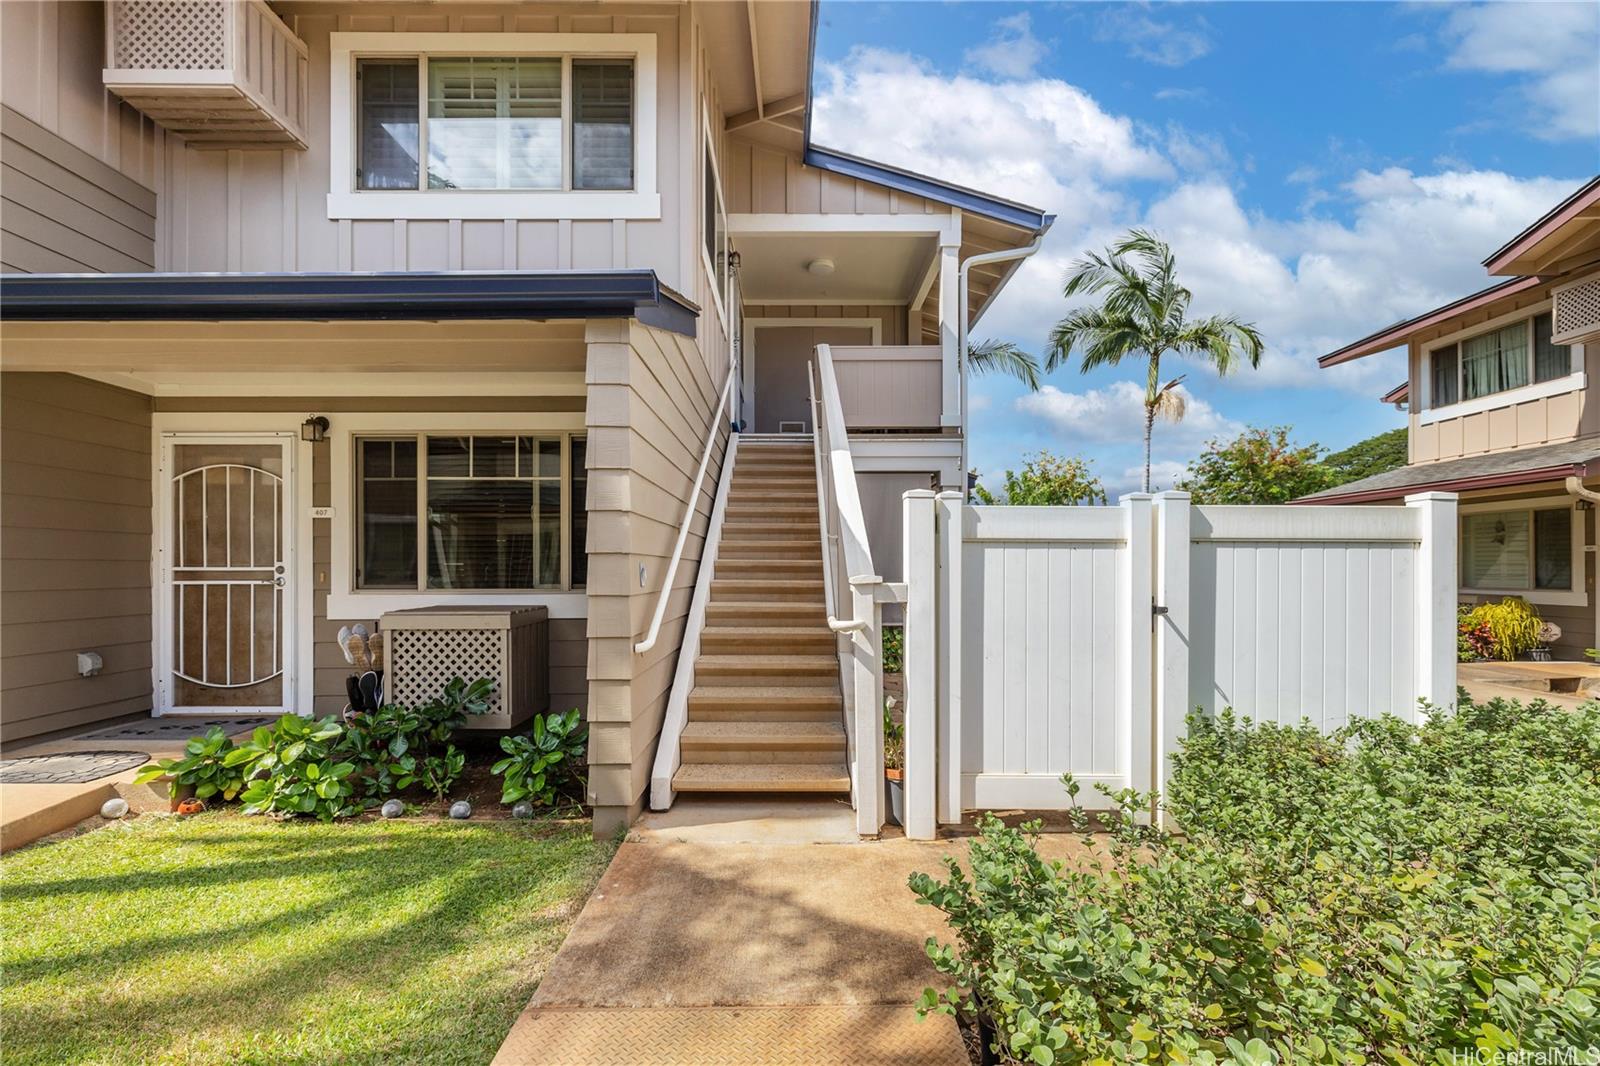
[157,435,295,714]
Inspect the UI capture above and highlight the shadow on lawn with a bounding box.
[1,815,606,1066]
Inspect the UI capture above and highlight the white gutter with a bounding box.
[957,236,1045,486]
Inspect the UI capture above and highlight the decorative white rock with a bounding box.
[511,801,535,820]
[380,799,405,819]
[100,797,129,819]
[449,800,472,820]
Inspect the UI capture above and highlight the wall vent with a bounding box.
[1552,270,1600,346]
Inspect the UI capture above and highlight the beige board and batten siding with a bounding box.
[150,394,591,721]
[1409,282,1599,463]
[0,374,154,747]
[584,318,725,834]
[152,3,693,285]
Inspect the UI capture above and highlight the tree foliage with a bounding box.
[974,451,1108,506]
[1322,427,1407,487]
[1176,427,1333,504]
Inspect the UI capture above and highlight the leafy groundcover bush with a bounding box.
[912,697,1600,1064]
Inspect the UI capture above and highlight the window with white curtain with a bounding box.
[1433,312,1572,408]
[354,54,634,193]
[1461,506,1574,592]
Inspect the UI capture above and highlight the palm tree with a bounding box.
[1046,229,1264,492]
[968,338,1041,390]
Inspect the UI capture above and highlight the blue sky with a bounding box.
[810,1,1600,497]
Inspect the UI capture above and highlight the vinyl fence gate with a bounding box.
[894,490,1458,840]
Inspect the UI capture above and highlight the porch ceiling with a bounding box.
[735,232,935,303]
[0,318,588,376]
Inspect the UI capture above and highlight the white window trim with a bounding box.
[327,32,659,220]
[328,412,588,618]
[1418,299,1584,424]
[699,105,729,330]
[1459,496,1587,607]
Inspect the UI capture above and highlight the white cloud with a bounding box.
[1095,8,1213,68]
[811,44,1586,409]
[1439,2,1600,141]
[963,12,1050,80]
[1015,381,1242,448]
[1154,87,1208,103]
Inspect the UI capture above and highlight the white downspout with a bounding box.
[957,236,1045,491]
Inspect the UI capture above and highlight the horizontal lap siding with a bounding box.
[0,373,155,746]
[961,536,1125,783]
[585,318,723,832]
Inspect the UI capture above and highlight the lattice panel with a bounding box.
[1554,274,1600,343]
[389,628,506,717]
[111,1,228,70]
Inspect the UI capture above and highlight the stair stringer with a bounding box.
[648,432,740,811]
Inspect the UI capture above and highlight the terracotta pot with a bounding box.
[176,797,206,816]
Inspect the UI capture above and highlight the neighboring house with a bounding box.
[1305,176,1600,660]
[0,1,1051,832]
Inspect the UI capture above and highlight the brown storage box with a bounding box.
[380,606,550,731]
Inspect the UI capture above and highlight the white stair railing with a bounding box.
[810,343,898,836]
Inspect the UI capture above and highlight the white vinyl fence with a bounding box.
[896,490,1458,839]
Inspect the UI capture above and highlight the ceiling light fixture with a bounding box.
[806,258,835,276]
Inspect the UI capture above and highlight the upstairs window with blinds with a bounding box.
[1461,506,1574,592]
[354,55,635,193]
[1429,311,1574,409]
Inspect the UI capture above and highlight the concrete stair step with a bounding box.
[694,653,837,680]
[717,538,820,557]
[714,558,822,576]
[704,602,828,625]
[688,685,843,719]
[671,762,851,793]
[699,625,835,652]
[727,490,819,505]
[680,720,845,761]
[719,523,819,538]
[711,579,823,602]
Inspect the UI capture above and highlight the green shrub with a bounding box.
[491,709,585,807]
[911,699,1600,1063]
[132,726,248,801]
[232,715,360,822]
[420,744,465,802]
[1457,603,1495,662]
[883,625,905,673]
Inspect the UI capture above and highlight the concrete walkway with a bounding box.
[1459,660,1600,710]
[493,798,1060,1065]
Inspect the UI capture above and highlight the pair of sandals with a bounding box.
[339,624,385,719]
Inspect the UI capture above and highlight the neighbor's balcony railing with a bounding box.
[828,345,946,432]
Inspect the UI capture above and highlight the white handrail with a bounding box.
[808,361,865,634]
[814,343,880,592]
[634,365,736,654]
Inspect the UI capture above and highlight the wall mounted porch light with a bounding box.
[301,415,330,443]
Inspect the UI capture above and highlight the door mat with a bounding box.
[79,717,273,741]
[0,750,151,785]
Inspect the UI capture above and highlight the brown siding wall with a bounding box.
[149,395,591,721]
[584,319,724,832]
[0,373,154,746]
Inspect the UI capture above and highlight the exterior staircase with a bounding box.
[670,436,850,795]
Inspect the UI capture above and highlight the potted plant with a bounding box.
[1532,621,1561,662]
[883,698,905,828]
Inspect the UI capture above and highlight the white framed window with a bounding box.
[1419,303,1584,424]
[1460,498,1586,606]
[355,433,586,592]
[329,33,658,220]
[700,107,729,327]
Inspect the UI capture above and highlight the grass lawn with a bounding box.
[1,812,616,1066]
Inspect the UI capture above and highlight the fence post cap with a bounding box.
[902,489,937,500]
[1153,490,1192,501]
[1119,491,1154,504]
[935,489,964,500]
[1404,491,1460,503]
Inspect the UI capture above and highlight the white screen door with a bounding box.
[157,435,295,714]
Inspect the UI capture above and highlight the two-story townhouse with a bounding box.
[0,0,1052,833]
[1303,176,1600,660]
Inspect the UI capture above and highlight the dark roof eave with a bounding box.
[0,269,699,337]
[1483,174,1600,274]
[1293,462,1593,505]
[801,144,1054,235]
[1317,275,1542,367]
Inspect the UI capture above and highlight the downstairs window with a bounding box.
[1461,505,1574,592]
